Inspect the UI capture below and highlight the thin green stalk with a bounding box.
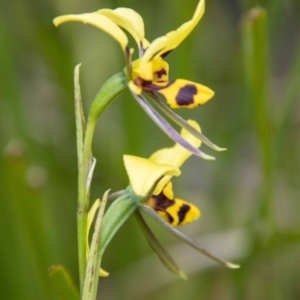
[242,7,275,241]
[77,118,97,289]
[74,70,127,291]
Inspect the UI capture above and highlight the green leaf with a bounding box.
[241,7,273,178]
[135,211,187,280]
[48,265,79,300]
[99,192,139,256]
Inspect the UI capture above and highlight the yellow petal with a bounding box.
[128,80,142,95]
[123,155,181,197]
[162,180,174,199]
[152,59,169,82]
[132,57,169,82]
[97,8,149,50]
[150,120,201,167]
[53,13,128,50]
[155,79,214,109]
[142,0,205,62]
[131,58,154,81]
[150,120,201,195]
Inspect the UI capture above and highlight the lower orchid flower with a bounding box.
[124,119,203,226]
[89,120,239,279]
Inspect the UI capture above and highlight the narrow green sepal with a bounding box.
[99,191,139,256]
[135,211,187,280]
[48,265,79,300]
[139,205,240,269]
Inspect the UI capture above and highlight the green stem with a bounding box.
[76,71,127,292]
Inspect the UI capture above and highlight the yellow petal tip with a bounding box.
[99,268,110,277]
[215,147,227,152]
[53,17,61,27]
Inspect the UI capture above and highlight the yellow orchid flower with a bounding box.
[83,120,238,278]
[124,120,202,226]
[54,0,225,159]
[54,0,211,109]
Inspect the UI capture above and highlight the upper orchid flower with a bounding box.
[54,0,225,159]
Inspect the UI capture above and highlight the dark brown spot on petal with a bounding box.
[178,204,190,224]
[151,192,175,210]
[142,80,174,92]
[148,193,176,225]
[154,68,167,79]
[160,49,173,59]
[149,49,165,61]
[176,84,197,106]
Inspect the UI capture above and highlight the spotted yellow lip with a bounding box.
[54,0,226,158]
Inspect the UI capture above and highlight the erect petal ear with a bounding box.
[123,155,181,197]
[97,8,149,51]
[150,120,201,167]
[53,12,128,51]
[152,79,214,109]
[142,0,205,62]
[149,120,202,194]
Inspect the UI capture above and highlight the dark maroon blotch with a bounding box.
[155,68,167,79]
[175,84,197,106]
[178,204,190,224]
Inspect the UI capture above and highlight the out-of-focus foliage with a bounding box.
[0,0,299,299]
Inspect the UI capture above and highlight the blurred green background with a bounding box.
[1,0,299,299]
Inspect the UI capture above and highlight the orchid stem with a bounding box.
[74,69,127,293]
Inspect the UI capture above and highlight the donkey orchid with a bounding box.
[54,0,225,159]
[124,120,202,226]
[85,120,238,280]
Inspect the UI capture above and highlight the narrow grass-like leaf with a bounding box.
[99,193,138,255]
[241,7,276,243]
[74,64,85,168]
[139,205,240,269]
[242,7,273,178]
[135,211,187,280]
[276,38,300,158]
[48,265,79,300]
